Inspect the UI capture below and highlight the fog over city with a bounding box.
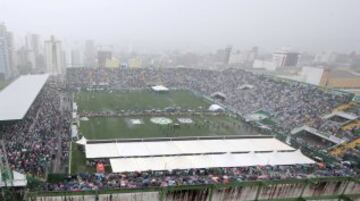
[1,0,360,52]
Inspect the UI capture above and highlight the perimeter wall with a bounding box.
[29,177,360,201]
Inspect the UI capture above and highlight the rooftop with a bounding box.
[0,74,48,121]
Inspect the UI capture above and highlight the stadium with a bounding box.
[0,67,359,201]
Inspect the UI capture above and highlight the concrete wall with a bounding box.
[212,185,259,201]
[31,179,360,201]
[164,189,210,201]
[36,195,94,201]
[99,192,159,201]
[35,192,159,201]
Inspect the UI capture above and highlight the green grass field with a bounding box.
[75,89,210,112]
[79,115,258,139]
[71,89,260,174]
[70,142,94,173]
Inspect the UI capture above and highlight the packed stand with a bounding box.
[43,163,357,192]
[66,67,352,134]
[0,78,71,177]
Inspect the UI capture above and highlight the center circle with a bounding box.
[150,117,173,125]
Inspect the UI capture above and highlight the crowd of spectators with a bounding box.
[2,67,358,193]
[0,78,71,177]
[43,163,356,192]
[59,68,358,191]
[67,67,353,134]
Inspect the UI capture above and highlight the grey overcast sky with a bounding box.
[0,0,360,52]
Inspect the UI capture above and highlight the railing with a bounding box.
[27,176,360,201]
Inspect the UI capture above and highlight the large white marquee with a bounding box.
[85,138,295,159]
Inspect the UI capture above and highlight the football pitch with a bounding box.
[79,115,258,139]
[75,89,259,139]
[71,89,260,174]
[75,89,210,112]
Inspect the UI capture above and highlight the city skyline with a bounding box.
[1,0,360,52]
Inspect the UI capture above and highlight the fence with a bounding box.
[28,176,360,201]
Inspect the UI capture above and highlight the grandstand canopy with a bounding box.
[323,111,358,121]
[291,125,344,144]
[85,137,295,159]
[110,150,314,172]
[0,74,49,121]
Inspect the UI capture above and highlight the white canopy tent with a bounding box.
[208,104,224,112]
[151,85,169,92]
[0,170,27,187]
[71,125,79,138]
[76,137,87,146]
[73,102,78,112]
[0,74,49,121]
[110,150,314,173]
[85,138,295,159]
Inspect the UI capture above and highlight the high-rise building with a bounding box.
[224,46,232,65]
[26,34,40,56]
[71,49,83,67]
[44,35,64,74]
[214,46,232,65]
[6,32,16,76]
[229,46,258,66]
[0,24,12,78]
[21,34,37,70]
[16,47,35,74]
[84,40,96,68]
[272,50,300,68]
[24,34,46,72]
[97,51,112,68]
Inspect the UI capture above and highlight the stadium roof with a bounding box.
[291,125,344,144]
[110,150,314,172]
[323,111,358,121]
[0,74,49,121]
[85,138,295,159]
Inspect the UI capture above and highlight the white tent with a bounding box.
[0,171,27,187]
[110,150,314,173]
[85,138,295,159]
[151,85,169,92]
[71,125,79,138]
[73,102,78,112]
[72,112,77,119]
[208,104,224,112]
[76,136,87,145]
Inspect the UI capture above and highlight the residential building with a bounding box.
[44,35,64,74]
